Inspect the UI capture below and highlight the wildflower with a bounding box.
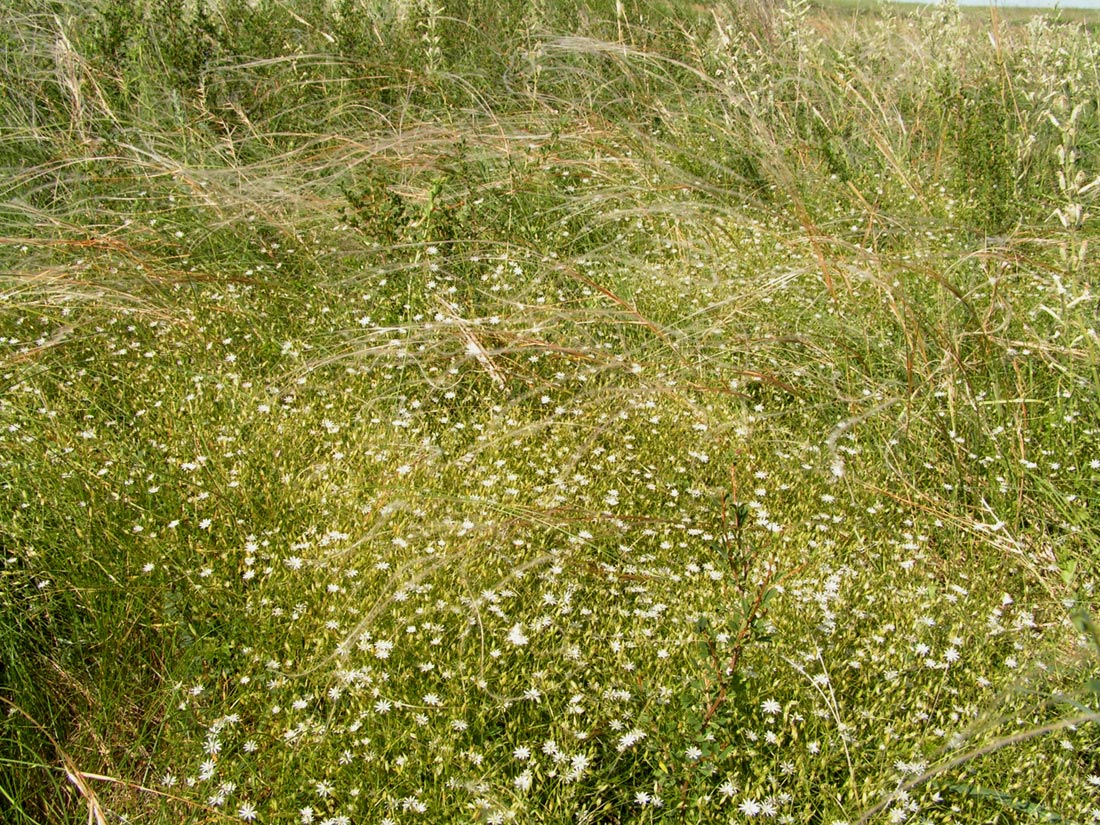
[514,770,533,791]
[401,795,427,813]
[616,728,646,751]
[507,623,529,646]
[739,798,762,817]
[513,746,531,761]
[762,698,782,715]
[238,802,258,821]
[373,640,393,659]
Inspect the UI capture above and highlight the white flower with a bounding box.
[373,640,393,659]
[238,802,258,821]
[514,770,532,791]
[739,798,762,817]
[507,623,529,646]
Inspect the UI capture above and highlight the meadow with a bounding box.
[2,0,1100,821]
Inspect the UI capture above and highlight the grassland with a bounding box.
[2,0,1100,822]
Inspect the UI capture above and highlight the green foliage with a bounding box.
[939,74,1020,233]
[3,0,1100,822]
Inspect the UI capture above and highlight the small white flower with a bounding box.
[238,802,258,821]
[373,640,393,659]
[507,623,529,646]
[739,798,762,817]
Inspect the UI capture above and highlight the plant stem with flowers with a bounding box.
[675,460,802,821]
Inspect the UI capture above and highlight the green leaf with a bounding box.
[1060,558,1077,587]
[1071,607,1100,655]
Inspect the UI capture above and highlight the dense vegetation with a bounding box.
[3,0,1100,821]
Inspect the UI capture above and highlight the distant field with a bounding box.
[815,0,1100,24]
